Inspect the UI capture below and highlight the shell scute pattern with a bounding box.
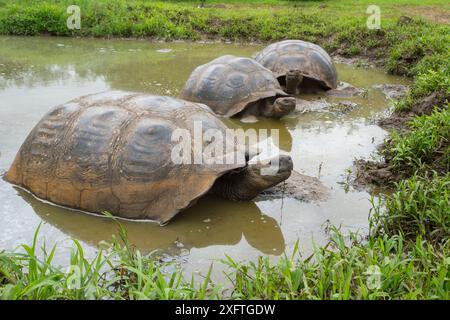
[117,117,173,183]
[254,40,338,89]
[180,55,286,117]
[18,102,82,198]
[57,106,130,188]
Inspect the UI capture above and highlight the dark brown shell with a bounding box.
[179,55,287,117]
[5,91,244,224]
[254,40,338,90]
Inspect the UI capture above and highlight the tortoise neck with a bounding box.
[285,73,302,94]
[209,167,260,201]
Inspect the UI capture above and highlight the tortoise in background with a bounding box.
[254,40,338,94]
[5,91,293,225]
[180,55,296,122]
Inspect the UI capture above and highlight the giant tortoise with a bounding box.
[180,55,296,122]
[254,40,338,94]
[5,91,293,225]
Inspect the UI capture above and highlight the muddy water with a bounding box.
[0,36,410,275]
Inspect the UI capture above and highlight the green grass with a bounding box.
[0,1,448,77]
[379,23,449,181]
[395,54,450,112]
[0,1,448,76]
[384,108,449,176]
[223,232,449,299]
[371,173,450,243]
[1,221,449,300]
[0,221,218,300]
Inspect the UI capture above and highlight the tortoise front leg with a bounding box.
[239,101,260,123]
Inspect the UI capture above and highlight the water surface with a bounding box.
[0,36,410,275]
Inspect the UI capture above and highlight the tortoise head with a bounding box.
[256,95,296,119]
[245,154,293,192]
[264,97,296,118]
[209,154,293,201]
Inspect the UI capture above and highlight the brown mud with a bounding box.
[353,159,397,190]
[354,90,449,189]
[379,89,449,131]
[256,171,330,202]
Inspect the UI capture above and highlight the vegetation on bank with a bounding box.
[0,0,449,300]
[0,1,448,76]
[371,173,449,243]
[1,214,449,300]
[383,107,449,177]
[372,46,449,183]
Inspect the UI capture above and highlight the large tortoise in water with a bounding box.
[5,91,293,225]
[180,55,296,122]
[254,40,338,94]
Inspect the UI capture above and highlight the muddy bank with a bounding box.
[256,171,330,202]
[379,89,448,131]
[354,89,449,189]
[353,159,398,189]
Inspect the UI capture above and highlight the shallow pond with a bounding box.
[0,36,410,276]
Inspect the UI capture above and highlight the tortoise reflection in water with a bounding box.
[5,91,293,225]
[19,188,286,255]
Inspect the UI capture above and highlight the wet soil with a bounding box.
[354,89,449,189]
[257,171,330,202]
